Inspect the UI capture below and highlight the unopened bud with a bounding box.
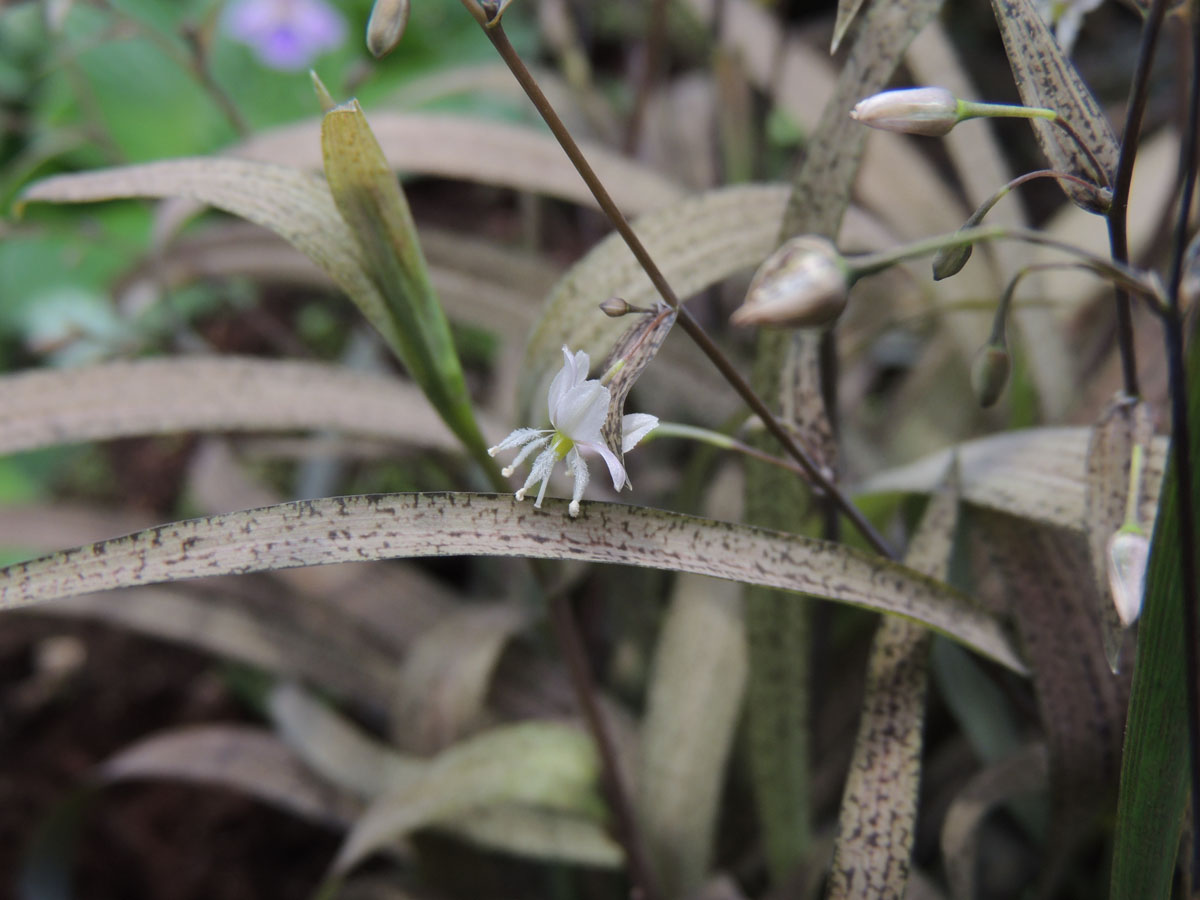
[480,0,517,26]
[1107,528,1149,627]
[366,0,411,58]
[850,87,961,137]
[933,241,973,280]
[971,342,1010,408]
[731,236,850,329]
[600,297,634,317]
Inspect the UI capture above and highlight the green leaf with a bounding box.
[1109,328,1200,899]
[319,100,492,472]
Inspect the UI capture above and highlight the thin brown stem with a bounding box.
[481,22,896,561]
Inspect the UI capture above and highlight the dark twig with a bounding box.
[1104,0,1171,399]
[479,21,896,561]
[1161,1,1200,882]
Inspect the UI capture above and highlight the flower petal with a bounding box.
[547,346,590,419]
[620,413,659,453]
[579,440,627,492]
[552,380,610,441]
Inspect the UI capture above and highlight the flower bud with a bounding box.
[971,341,1010,408]
[600,297,634,317]
[933,241,973,280]
[731,236,850,329]
[850,87,961,137]
[1107,528,1149,627]
[366,0,410,58]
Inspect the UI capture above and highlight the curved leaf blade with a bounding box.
[0,493,1025,672]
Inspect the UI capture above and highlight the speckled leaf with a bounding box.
[990,0,1120,210]
[1084,396,1155,672]
[0,357,500,457]
[598,301,677,467]
[831,0,869,52]
[0,494,1025,672]
[967,510,1129,865]
[828,469,957,900]
[858,427,1169,533]
[332,721,603,873]
[747,0,945,883]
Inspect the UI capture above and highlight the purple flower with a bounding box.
[224,0,347,71]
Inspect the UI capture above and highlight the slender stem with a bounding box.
[651,421,830,484]
[1106,0,1169,399]
[851,224,1162,302]
[1161,1,1200,883]
[478,21,896,561]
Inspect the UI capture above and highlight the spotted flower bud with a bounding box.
[971,341,1010,408]
[731,236,850,329]
[366,0,410,58]
[1107,528,1149,627]
[850,87,961,137]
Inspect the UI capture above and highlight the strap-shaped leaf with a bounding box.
[828,471,957,899]
[990,0,1120,211]
[320,100,489,467]
[0,493,1025,672]
[858,427,1169,533]
[0,357,500,456]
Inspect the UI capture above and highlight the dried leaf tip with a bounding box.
[366,0,410,58]
[850,87,961,137]
[731,236,849,329]
[1106,528,1149,627]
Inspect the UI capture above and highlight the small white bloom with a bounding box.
[489,346,659,517]
[850,87,962,137]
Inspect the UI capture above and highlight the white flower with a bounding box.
[489,346,659,517]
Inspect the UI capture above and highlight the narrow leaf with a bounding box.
[1110,327,1200,899]
[990,0,1120,210]
[0,493,1026,672]
[0,357,496,457]
[858,427,1169,533]
[333,721,602,873]
[101,725,361,826]
[390,604,528,753]
[320,101,489,465]
[638,574,747,898]
[828,471,958,899]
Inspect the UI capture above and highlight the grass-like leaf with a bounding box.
[828,468,957,899]
[0,493,1026,673]
[0,357,499,456]
[1109,326,1200,899]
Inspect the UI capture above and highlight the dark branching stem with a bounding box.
[1105,0,1172,399]
[481,22,896,561]
[1162,2,1200,883]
